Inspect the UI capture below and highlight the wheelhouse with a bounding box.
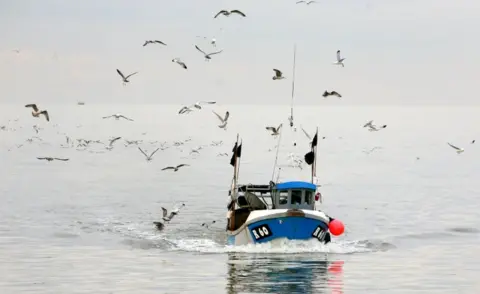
[272,181,316,210]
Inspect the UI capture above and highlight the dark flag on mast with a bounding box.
[304,131,318,165]
[230,142,242,166]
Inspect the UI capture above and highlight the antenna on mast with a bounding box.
[289,44,296,129]
[271,129,283,182]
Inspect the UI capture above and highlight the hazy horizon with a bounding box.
[1,0,479,106]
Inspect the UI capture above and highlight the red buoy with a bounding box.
[329,219,345,236]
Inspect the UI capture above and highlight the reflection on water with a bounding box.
[226,253,344,294]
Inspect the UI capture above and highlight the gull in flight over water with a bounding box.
[363,120,387,132]
[272,69,285,80]
[172,58,187,69]
[195,45,223,61]
[323,91,342,98]
[333,50,345,67]
[37,157,69,162]
[103,114,134,121]
[266,124,283,136]
[162,164,189,172]
[138,147,160,161]
[447,143,464,154]
[212,110,230,129]
[178,101,216,114]
[116,69,138,86]
[143,40,167,47]
[105,137,122,150]
[161,203,186,222]
[25,104,50,122]
[214,10,246,18]
[296,0,316,4]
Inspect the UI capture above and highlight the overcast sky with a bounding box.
[0,0,478,105]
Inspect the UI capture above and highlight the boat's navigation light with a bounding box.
[329,219,345,236]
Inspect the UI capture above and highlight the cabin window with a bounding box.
[304,191,313,205]
[291,190,302,205]
[278,191,288,205]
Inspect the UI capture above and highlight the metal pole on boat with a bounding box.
[271,128,283,182]
[312,127,318,183]
[230,133,240,231]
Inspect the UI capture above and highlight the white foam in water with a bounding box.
[170,237,373,254]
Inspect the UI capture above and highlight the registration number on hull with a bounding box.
[312,225,328,242]
[251,224,272,241]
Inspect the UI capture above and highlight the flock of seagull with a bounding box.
[5,3,477,234]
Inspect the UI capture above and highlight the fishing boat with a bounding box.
[226,130,344,246]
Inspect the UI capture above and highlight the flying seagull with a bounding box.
[193,101,216,109]
[138,147,160,161]
[105,137,122,150]
[116,69,138,86]
[162,164,189,172]
[161,203,186,222]
[447,142,464,154]
[333,50,345,67]
[296,0,316,4]
[195,45,223,61]
[363,120,387,132]
[323,91,342,98]
[272,69,285,80]
[266,124,283,136]
[214,10,246,18]
[103,114,134,121]
[25,104,49,122]
[178,106,193,114]
[143,40,167,46]
[212,110,230,129]
[172,58,187,69]
[37,157,69,161]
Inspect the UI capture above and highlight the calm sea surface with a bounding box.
[0,104,479,294]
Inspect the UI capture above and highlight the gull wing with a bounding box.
[120,115,134,121]
[331,91,342,98]
[336,50,342,62]
[198,101,216,105]
[176,164,189,168]
[154,40,167,45]
[116,69,126,80]
[110,137,122,146]
[301,126,312,140]
[447,142,461,151]
[195,45,207,56]
[161,207,168,217]
[54,158,69,161]
[207,49,223,56]
[363,120,373,128]
[125,72,138,79]
[102,115,113,119]
[276,123,283,132]
[25,104,39,112]
[266,126,276,132]
[273,69,282,78]
[230,10,246,17]
[138,147,148,158]
[212,110,225,123]
[162,166,175,171]
[223,111,230,122]
[296,1,306,3]
[149,148,160,158]
[214,10,228,18]
[40,111,50,121]
[143,41,150,46]
[37,157,47,160]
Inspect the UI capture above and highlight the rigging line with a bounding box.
[290,44,297,121]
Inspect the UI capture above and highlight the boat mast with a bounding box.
[312,127,318,184]
[289,44,296,128]
[271,128,283,182]
[229,134,240,231]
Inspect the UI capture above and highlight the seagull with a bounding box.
[138,147,160,161]
[37,157,69,161]
[172,58,187,69]
[116,69,138,86]
[333,50,345,67]
[143,40,167,46]
[195,45,223,61]
[296,0,316,4]
[323,91,342,98]
[162,164,189,172]
[105,137,122,150]
[212,110,230,129]
[193,101,216,109]
[471,140,475,144]
[25,104,50,122]
[363,120,387,131]
[178,106,193,114]
[103,114,134,121]
[201,220,217,230]
[272,69,285,80]
[214,10,246,18]
[266,124,283,136]
[161,203,186,222]
[447,142,464,154]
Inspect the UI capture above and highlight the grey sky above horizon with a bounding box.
[0,0,478,105]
